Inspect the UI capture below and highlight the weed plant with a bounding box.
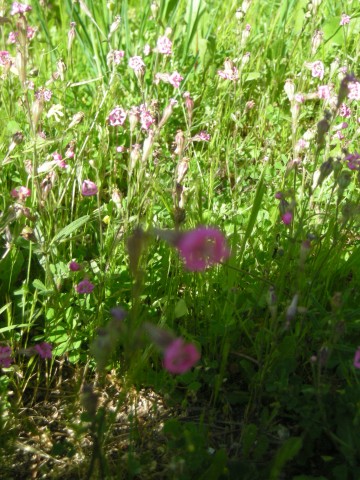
[0,0,360,478]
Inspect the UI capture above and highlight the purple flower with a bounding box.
[81,180,98,196]
[163,338,200,374]
[11,186,31,200]
[34,342,52,359]
[345,152,360,171]
[69,260,82,271]
[281,212,293,225]
[354,348,360,368]
[0,346,13,368]
[176,227,230,271]
[108,106,127,127]
[76,279,95,294]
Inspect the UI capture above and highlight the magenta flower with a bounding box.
[81,180,98,196]
[26,26,37,40]
[157,35,172,55]
[128,56,145,72]
[76,279,95,294]
[34,342,52,359]
[340,14,350,26]
[69,260,82,271]
[354,348,360,369]
[191,131,211,142]
[10,2,32,15]
[345,152,360,171]
[11,186,31,200]
[108,106,127,127]
[281,212,293,225]
[0,346,13,368]
[52,152,67,168]
[176,227,230,271]
[163,338,200,374]
[139,107,155,130]
[339,103,351,118]
[8,31,19,44]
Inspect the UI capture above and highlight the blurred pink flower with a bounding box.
[11,2,32,15]
[69,260,82,271]
[317,85,331,100]
[81,180,98,196]
[157,35,172,55]
[177,227,230,271]
[163,338,200,374]
[35,87,52,102]
[8,31,19,44]
[76,279,95,294]
[52,152,67,168]
[310,61,324,80]
[218,59,239,81]
[11,186,31,200]
[340,14,350,26]
[129,56,145,72]
[27,26,37,40]
[348,81,360,101]
[0,346,13,368]
[113,50,125,64]
[108,106,127,127]
[143,44,151,56]
[139,106,155,130]
[282,212,293,225]
[0,51,11,66]
[345,152,360,170]
[354,348,360,368]
[34,342,52,359]
[168,71,183,88]
[339,103,351,118]
[192,131,211,142]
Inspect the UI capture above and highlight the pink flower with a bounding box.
[348,81,360,101]
[192,131,211,142]
[157,35,172,55]
[294,93,305,103]
[35,88,52,102]
[76,279,95,294]
[112,50,125,64]
[52,152,67,168]
[143,44,151,56]
[27,26,36,40]
[34,342,52,359]
[317,85,331,100]
[310,61,324,80]
[354,348,360,368]
[168,71,183,88]
[11,186,31,200]
[69,260,82,271]
[81,180,98,196]
[281,212,293,225]
[139,107,155,130]
[8,31,19,44]
[108,106,127,127]
[218,59,239,81]
[0,346,13,368]
[339,103,351,118]
[128,56,145,72]
[176,227,230,271]
[0,51,11,66]
[163,338,200,374]
[340,14,350,26]
[10,2,32,15]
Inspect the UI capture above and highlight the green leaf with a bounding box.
[50,215,91,245]
[198,449,227,480]
[174,299,189,318]
[270,437,303,480]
